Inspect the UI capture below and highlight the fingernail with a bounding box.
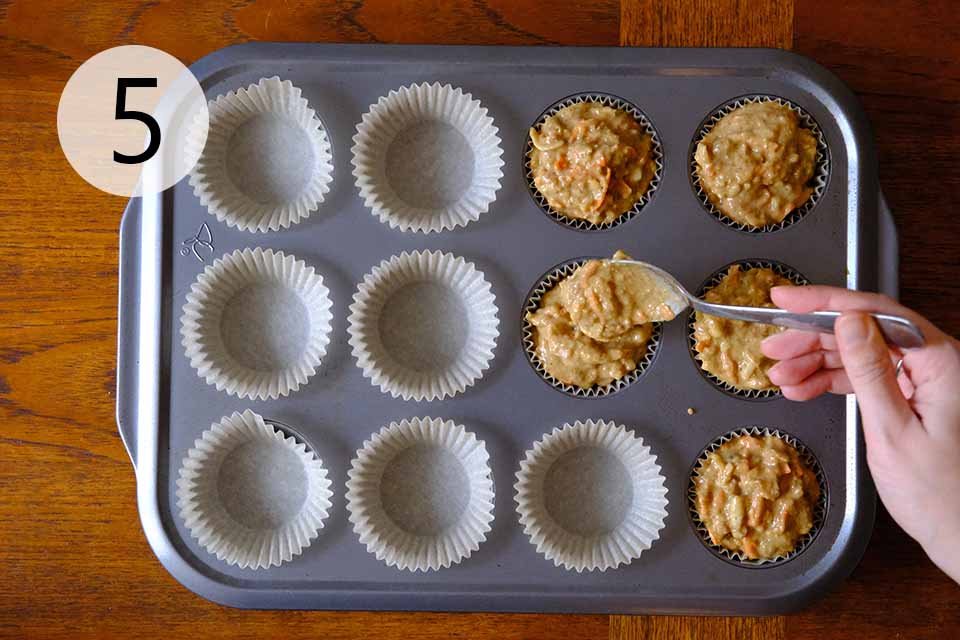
[836,313,872,345]
[767,361,783,381]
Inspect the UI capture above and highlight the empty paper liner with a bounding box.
[351,82,504,233]
[180,247,333,400]
[515,419,668,572]
[345,417,495,572]
[347,250,499,401]
[188,76,334,232]
[175,410,333,570]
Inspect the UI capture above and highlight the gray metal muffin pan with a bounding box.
[116,44,893,614]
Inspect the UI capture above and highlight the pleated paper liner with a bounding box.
[687,259,809,401]
[187,76,334,233]
[345,417,495,572]
[524,92,663,232]
[347,250,499,402]
[175,410,333,570]
[521,258,663,398]
[687,426,828,568]
[351,82,504,233]
[180,247,333,400]
[515,419,668,572]
[689,94,831,234]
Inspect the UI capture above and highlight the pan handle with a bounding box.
[109,190,900,472]
[116,198,141,471]
[878,190,899,300]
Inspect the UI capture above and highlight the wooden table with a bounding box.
[1,0,958,637]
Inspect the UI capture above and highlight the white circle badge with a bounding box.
[57,45,209,197]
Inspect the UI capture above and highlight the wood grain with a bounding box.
[0,1,958,639]
[787,3,960,635]
[795,0,960,336]
[621,0,792,49]
[611,614,785,640]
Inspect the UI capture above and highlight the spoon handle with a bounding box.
[691,301,926,349]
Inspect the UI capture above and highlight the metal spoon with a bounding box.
[609,259,925,349]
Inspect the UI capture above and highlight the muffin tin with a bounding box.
[116,44,892,614]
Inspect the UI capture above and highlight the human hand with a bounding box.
[760,286,960,583]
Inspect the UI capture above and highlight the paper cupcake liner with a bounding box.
[515,420,668,572]
[347,250,499,401]
[345,417,495,572]
[689,95,830,233]
[181,247,333,400]
[687,259,809,400]
[687,426,828,567]
[188,76,334,233]
[524,93,663,232]
[175,410,333,570]
[521,258,663,398]
[351,82,504,233]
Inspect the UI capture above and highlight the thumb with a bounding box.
[835,312,917,439]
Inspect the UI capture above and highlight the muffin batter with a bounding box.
[529,102,655,226]
[560,250,679,341]
[694,101,817,227]
[526,251,659,389]
[693,265,793,391]
[694,434,821,560]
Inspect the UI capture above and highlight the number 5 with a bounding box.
[114,78,161,165]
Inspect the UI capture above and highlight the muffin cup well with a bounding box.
[347,250,499,402]
[180,247,333,400]
[521,258,663,398]
[687,259,809,401]
[175,410,333,570]
[345,417,495,572]
[687,426,827,568]
[689,94,830,234]
[524,92,663,232]
[351,82,504,233]
[515,419,668,572]
[188,76,334,233]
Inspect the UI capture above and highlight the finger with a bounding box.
[771,285,919,320]
[769,351,824,386]
[761,330,818,359]
[781,368,853,401]
[897,364,916,400]
[761,330,836,360]
[823,350,844,369]
[768,350,847,387]
[771,285,954,385]
[835,312,920,440]
[896,333,960,400]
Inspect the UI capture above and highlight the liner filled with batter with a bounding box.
[692,264,796,392]
[528,98,659,227]
[524,251,667,393]
[691,429,823,562]
[693,99,821,229]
